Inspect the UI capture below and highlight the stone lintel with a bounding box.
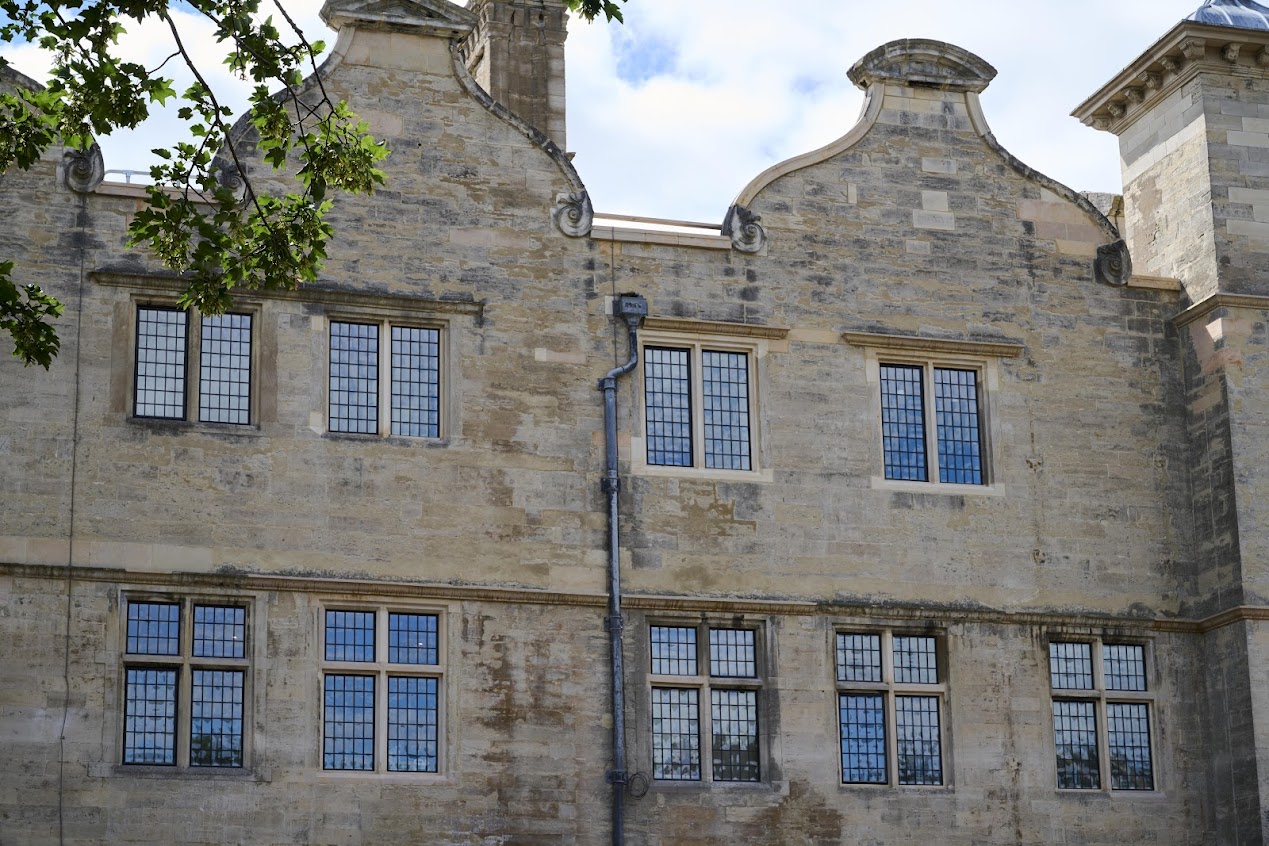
[842,330,1024,358]
[1074,20,1269,135]
[641,316,790,340]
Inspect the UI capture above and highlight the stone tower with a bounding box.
[1078,3,1269,843]
[463,0,569,149]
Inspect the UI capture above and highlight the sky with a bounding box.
[5,0,1208,223]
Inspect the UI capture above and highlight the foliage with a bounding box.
[0,0,627,368]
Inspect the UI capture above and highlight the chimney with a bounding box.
[463,0,569,150]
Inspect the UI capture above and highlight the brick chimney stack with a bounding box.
[463,0,569,150]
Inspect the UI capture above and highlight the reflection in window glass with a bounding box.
[329,321,379,434]
[387,676,439,772]
[192,605,246,659]
[896,695,942,785]
[933,368,982,484]
[388,613,438,665]
[651,687,700,780]
[701,350,750,470]
[836,633,882,683]
[650,626,697,676]
[1103,644,1147,692]
[711,689,759,781]
[880,364,927,481]
[893,636,939,685]
[1107,702,1153,790]
[199,313,252,424]
[1049,642,1095,690]
[839,692,887,784]
[1053,700,1100,789]
[390,326,440,438]
[190,669,244,767]
[324,674,375,770]
[135,307,188,419]
[645,347,692,466]
[127,602,181,656]
[326,610,376,662]
[123,668,177,765]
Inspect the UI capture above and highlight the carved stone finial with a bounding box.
[722,204,767,254]
[1094,240,1132,287]
[62,143,104,194]
[1224,43,1243,63]
[1181,38,1207,61]
[846,39,996,93]
[552,190,593,237]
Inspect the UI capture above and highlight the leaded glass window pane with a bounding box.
[127,602,180,656]
[896,695,942,785]
[880,364,927,481]
[839,692,886,784]
[711,689,759,782]
[329,321,379,434]
[651,687,700,780]
[390,326,440,438]
[1049,642,1094,690]
[190,669,244,767]
[324,674,374,770]
[701,350,751,470]
[326,610,376,662]
[708,629,756,678]
[650,626,697,676]
[135,307,187,419]
[645,347,692,467]
[893,636,939,685]
[198,313,251,424]
[1107,702,1153,790]
[1054,699,1100,789]
[836,633,882,683]
[1103,644,1147,692]
[933,367,982,484]
[123,667,177,765]
[388,613,439,665]
[388,676,439,772]
[192,605,246,659]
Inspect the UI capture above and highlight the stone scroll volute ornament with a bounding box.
[552,190,593,237]
[722,204,767,254]
[62,144,105,194]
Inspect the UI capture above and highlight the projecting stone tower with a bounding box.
[462,0,569,150]
[1078,2,1269,843]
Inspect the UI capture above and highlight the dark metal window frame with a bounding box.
[131,302,257,426]
[1048,638,1156,793]
[326,317,445,440]
[320,604,446,775]
[639,337,758,473]
[877,356,988,486]
[119,595,251,770]
[834,628,948,788]
[647,620,765,785]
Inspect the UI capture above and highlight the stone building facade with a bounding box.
[4,0,1269,843]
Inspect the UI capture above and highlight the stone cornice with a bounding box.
[91,271,486,320]
[1173,291,1269,326]
[319,0,476,38]
[842,330,1025,358]
[1074,21,1269,135]
[642,316,790,340]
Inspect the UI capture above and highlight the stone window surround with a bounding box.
[317,310,452,442]
[1046,636,1158,795]
[630,318,787,484]
[637,614,772,788]
[317,601,451,780]
[833,626,950,790]
[108,590,264,777]
[124,295,265,430]
[846,331,1021,496]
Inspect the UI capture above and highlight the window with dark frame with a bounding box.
[1049,640,1154,791]
[328,321,441,438]
[879,362,984,485]
[322,608,442,774]
[835,631,945,786]
[121,599,248,768]
[133,305,253,425]
[648,624,761,783]
[644,345,752,471]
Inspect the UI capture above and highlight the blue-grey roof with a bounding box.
[1187,0,1269,29]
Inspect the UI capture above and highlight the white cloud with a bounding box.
[6,0,1206,219]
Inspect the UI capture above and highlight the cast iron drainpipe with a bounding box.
[599,293,647,846]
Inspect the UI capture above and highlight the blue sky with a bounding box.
[4,0,1209,222]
